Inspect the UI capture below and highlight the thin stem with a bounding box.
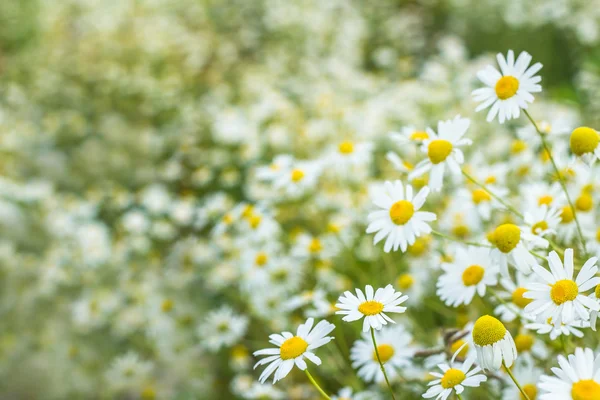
[529,249,546,260]
[371,328,397,400]
[457,394,464,400]
[431,230,492,248]
[523,109,588,256]
[489,288,524,319]
[503,361,530,400]
[461,170,524,219]
[304,369,332,400]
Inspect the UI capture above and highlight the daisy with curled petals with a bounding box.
[472,50,542,123]
[335,284,408,332]
[253,318,335,384]
[423,349,487,400]
[538,347,600,400]
[525,315,589,340]
[409,115,472,191]
[471,315,517,371]
[366,180,436,253]
[488,222,548,276]
[524,249,600,327]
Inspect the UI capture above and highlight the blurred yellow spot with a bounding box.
[373,344,395,363]
[291,169,305,182]
[512,287,532,308]
[570,127,599,156]
[338,141,354,154]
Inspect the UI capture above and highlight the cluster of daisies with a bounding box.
[250,50,600,400]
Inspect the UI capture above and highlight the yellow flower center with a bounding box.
[249,215,262,229]
[571,379,600,400]
[441,368,466,389]
[450,339,468,358]
[462,265,485,286]
[242,205,254,218]
[495,76,520,100]
[494,224,521,253]
[402,160,414,170]
[452,224,470,239]
[255,252,268,266]
[291,169,305,182]
[327,222,340,233]
[472,189,492,204]
[512,287,533,308]
[161,299,174,313]
[309,238,322,254]
[576,194,593,212]
[358,300,384,316]
[389,200,414,225]
[531,220,548,234]
[550,279,579,305]
[408,237,429,256]
[570,127,599,156]
[398,274,414,290]
[141,387,156,400]
[538,195,553,206]
[410,131,429,141]
[472,315,506,346]
[373,344,395,363]
[428,140,453,164]
[484,175,497,185]
[280,336,308,360]
[521,384,537,400]
[338,141,354,154]
[222,214,233,225]
[511,140,527,154]
[561,205,574,223]
[514,333,534,352]
[595,284,600,299]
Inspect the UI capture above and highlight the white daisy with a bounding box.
[423,351,487,400]
[350,325,413,383]
[198,306,249,352]
[525,316,589,340]
[409,115,472,191]
[390,125,431,146]
[335,284,408,332]
[366,180,436,253]
[471,315,517,371]
[489,223,548,276]
[253,318,335,384]
[523,203,561,239]
[437,246,499,307]
[570,126,600,163]
[524,249,600,326]
[472,50,542,123]
[493,273,536,323]
[501,362,541,400]
[539,348,600,400]
[589,284,600,331]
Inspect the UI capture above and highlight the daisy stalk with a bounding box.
[503,361,530,400]
[370,327,397,400]
[523,109,588,256]
[431,229,492,248]
[461,170,524,219]
[304,369,332,400]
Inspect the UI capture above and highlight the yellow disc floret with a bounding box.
[450,339,468,358]
[595,284,600,299]
[389,200,414,225]
[511,140,527,154]
[338,141,354,154]
[462,265,485,286]
[398,274,415,290]
[531,220,548,234]
[373,344,395,363]
[472,189,492,204]
[472,315,507,346]
[280,336,308,360]
[309,238,322,254]
[440,368,466,389]
[495,76,519,100]
[512,287,533,308]
[428,140,453,164]
[521,384,537,400]
[494,224,521,253]
[255,252,268,266]
[538,195,553,206]
[291,169,305,182]
[514,333,534,352]
[550,279,578,305]
[408,237,430,256]
[576,194,593,212]
[571,379,600,400]
[358,300,384,316]
[570,127,599,156]
[410,131,429,141]
[561,205,574,223]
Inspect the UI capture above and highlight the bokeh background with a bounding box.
[1,0,600,399]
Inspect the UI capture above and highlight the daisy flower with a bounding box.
[335,284,408,332]
[350,325,413,383]
[472,50,542,123]
[436,246,499,307]
[198,306,249,352]
[389,125,430,147]
[493,273,535,323]
[539,348,600,400]
[471,315,517,371]
[488,223,548,276]
[423,351,487,400]
[409,115,472,191]
[525,316,589,340]
[524,249,600,326]
[589,284,600,331]
[523,204,561,239]
[570,126,600,163]
[253,318,335,384]
[501,362,542,400]
[366,180,436,253]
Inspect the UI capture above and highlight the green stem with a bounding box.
[523,109,588,257]
[431,230,492,248]
[304,369,332,400]
[489,288,524,319]
[503,361,530,400]
[371,328,397,400]
[457,394,464,400]
[461,169,524,219]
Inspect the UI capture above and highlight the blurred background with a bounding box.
[1,0,600,399]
